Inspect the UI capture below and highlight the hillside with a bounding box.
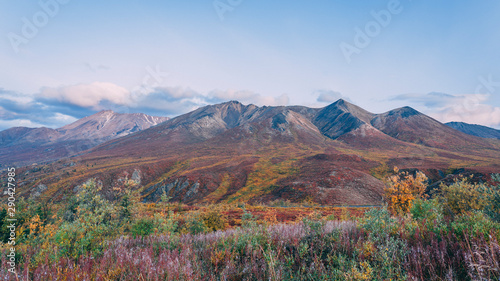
[445,121,500,139]
[3,100,500,206]
[0,111,169,167]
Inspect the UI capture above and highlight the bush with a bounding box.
[201,208,228,232]
[153,211,178,234]
[483,174,500,222]
[451,211,500,240]
[131,218,155,237]
[241,209,258,228]
[302,212,324,236]
[410,198,442,222]
[384,168,428,215]
[182,213,208,235]
[360,207,398,241]
[439,177,488,216]
[409,198,446,234]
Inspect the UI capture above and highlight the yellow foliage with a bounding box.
[384,167,428,215]
[201,206,229,231]
[357,240,376,261]
[29,214,42,235]
[263,209,278,225]
[339,207,351,221]
[348,261,373,280]
[439,176,488,215]
[210,248,226,267]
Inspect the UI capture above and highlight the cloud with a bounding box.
[39,82,131,110]
[0,89,79,131]
[1,83,293,131]
[207,89,289,106]
[391,92,500,128]
[0,119,46,130]
[84,63,111,73]
[315,90,351,104]
[130,87,206,116]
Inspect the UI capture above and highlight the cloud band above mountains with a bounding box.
[2,82,500,131]
[0,82,292,131]
[390,92,500,128]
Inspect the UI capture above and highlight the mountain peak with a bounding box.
[389,106,421,118]
[446,121,500,139]
[333,98,347,104]
[314,99,375,139]
[95,109,115,115]
[225,100,243,105]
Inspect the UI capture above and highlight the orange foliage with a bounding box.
[384,167,428,215]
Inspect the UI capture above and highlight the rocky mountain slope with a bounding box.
[445,121,500,140]
[0,111,169,167]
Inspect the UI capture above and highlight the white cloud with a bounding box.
[428,95,500,127]
[0,119,46,130]
[208,89,289,106]
[1,83,300,130]
[315,90,348,103]
[391,92,500,128]
[39,82,131,110]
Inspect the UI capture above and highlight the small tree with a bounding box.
[384,167,428,216]
[119,194,132,222]
[160,189,172,216]
[484,174,500,222]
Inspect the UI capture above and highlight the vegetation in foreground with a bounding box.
[0,171,500,280]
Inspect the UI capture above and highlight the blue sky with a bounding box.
[1,0,500,130]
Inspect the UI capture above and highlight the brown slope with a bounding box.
[445,121,500,140]
[56,110,169,141]
[313,99,375,139]
[17,101,385,206]
[312,99,415,151]
[0,127,62,146]
[371,106,499,152]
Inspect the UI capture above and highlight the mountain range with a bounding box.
[0,111,169,167]
[2,100,500,206]
[445,121,500,140]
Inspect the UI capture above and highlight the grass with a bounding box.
[2,171,500,280]
[1,204,499,280]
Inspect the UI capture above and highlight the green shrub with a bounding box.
[182,213,208,235]
[302,212,324,236]
[131,218,155,237]
[201,209,228,232]
[241,209,258,228]
[53,221,86,259]
[0,208,9,243]
[483,174,500,222]
[409,198,446,235]
[153,212,178,234]
[451,211,500,240]
[360,206,398,241]
[410,198,442,221]
[438,177,487,216]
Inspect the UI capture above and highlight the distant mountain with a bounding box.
[0,111,169,167]
[445,122,500,140]
[5,100,500,206]
[370,107,494,151]
[313,99,375,139]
